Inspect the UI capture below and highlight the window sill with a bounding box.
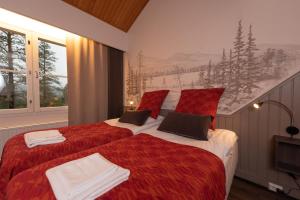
[0,106,68,116]
[0,108,68,129]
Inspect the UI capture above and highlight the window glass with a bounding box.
[38,39,67,107]
[0,28,27,109]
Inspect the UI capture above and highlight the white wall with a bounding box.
[0,0,129,128]
[0,0,128,51]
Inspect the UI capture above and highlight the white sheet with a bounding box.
[225,142,238,198]
[144,126,238,161]
[104,116,164,134]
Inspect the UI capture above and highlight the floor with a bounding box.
[228,177,296,200]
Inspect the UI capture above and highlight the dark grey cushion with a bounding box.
[119,110,151,126]
[158,112,212,140]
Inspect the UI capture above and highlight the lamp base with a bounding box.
[286,126,299,138]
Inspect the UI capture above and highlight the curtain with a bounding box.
[107,47,124,119]
[66,36,108,125]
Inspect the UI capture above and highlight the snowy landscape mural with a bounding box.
[125,20,300,115]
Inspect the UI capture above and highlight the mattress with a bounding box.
[143,126,238,196]
[144,126,238,160]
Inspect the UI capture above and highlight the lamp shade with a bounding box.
[253,103,262,109]
[252,100,299,138]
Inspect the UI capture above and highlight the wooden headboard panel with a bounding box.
[159,109,172,117]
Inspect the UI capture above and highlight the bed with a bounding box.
[4,125,238,200]
[144,125,238,196]
[0,117,163,196]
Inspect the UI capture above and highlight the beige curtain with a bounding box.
[66,36,108,125]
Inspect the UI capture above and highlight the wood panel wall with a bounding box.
[216,72,300,199]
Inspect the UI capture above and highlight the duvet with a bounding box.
[0,122,132,196]
[6,134,225,200]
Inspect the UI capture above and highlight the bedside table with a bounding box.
[274,135,300,175]
[124,106,136,112]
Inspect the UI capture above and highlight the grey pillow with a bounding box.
[158,112,212,140]
[119,110,151,126]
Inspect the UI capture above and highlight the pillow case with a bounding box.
[175,88,224,130]
[137,90,169,119]
[118,110,151,126]
[158,112,212,140]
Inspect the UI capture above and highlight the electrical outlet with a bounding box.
[268,182,283,192]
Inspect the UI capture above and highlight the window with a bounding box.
[38,39,67,107]
[0,28,27,109]
[0,23,67,113]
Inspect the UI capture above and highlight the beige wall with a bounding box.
[128,0,300,62]
[0,0,128,51]
[125,0,300,114]
[126,0,300,198]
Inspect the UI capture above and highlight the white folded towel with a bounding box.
[46,153,130,200]
[24,130,66,148]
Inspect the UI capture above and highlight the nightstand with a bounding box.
[274,135,300,175]
[124,106,136,112]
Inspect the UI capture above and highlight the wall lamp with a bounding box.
[253,100,299,138]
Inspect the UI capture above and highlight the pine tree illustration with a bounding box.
[275,49,288,66]
[225,49,235,106]
[142,75,147,92]
[174,65,183,89]
[261,48,275,77]
[126,65,135,96]
[244,24,259,95]
[232,20,246,101]
[205,60,213,88]
[198,66,205,87]
[212,63,218,86]
[219,49,227,87]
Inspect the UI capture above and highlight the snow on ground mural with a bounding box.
[125,20,300,115]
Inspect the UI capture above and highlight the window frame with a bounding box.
[0,21,68,115]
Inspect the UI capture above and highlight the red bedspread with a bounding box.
[0,122,132,197]
[6,134,225,200]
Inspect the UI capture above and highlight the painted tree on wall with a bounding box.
[198,66,205,86]
[243,25,259,95]
[126,66,139,96]
[214,48,228,87]
[125,20,293,114]
[232,20,246,101]
[174,65,183,89]
[204,60,213,88]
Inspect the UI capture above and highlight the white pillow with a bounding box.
[207,129,238,158]
[145,115,164,125]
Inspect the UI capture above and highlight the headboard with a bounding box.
[159,109,172,117]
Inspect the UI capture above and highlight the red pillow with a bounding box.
[175,88,224,130]
[137,90,169,119]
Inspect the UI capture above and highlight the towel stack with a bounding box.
[24,130,66,148]
[46,153,130,200]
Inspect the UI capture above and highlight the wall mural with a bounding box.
[125,20,300,115]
